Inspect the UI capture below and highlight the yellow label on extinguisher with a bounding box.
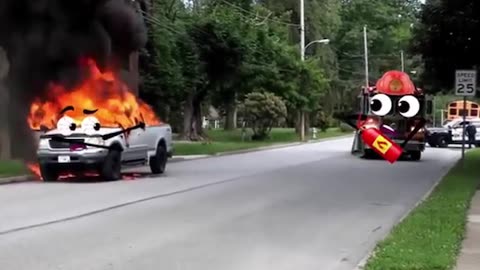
[372,135,392,154]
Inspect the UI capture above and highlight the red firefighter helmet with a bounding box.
[375,70,416,96]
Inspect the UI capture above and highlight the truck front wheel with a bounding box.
[150,143,167,174]
[100,150,122,181]
[410,151,422,161]
[40,165,58,182]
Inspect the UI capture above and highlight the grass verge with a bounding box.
[0,160,28,178]
[174,128,349,156]
[364,149,480,270]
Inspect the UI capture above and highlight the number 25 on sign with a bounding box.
[456,70,477,96]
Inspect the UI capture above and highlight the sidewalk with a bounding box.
[456,191,480,270]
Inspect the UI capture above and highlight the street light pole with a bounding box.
[299,0,306,141]
[401,50,405,72]
[363,25,369,90]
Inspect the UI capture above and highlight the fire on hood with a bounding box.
[28,58,160,131]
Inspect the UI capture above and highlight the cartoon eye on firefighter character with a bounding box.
[338,70,427,164]
[50,105,145,150]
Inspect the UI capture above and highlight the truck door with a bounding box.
[122,128,149,161]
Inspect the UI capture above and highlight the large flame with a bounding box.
[28,58,161,130]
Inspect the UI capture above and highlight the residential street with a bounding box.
[0,137,461,270]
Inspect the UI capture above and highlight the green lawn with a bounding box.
[364,149,480,270]
[174,127,349,156]
[0,160,28,177]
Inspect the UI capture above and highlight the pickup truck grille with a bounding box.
[49,138,85,149]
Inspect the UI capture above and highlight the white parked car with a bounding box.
[36,115,173,181]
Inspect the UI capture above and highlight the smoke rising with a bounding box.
[0,0,148,160]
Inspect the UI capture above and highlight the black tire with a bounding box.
[150,143,167,174]
[362,149,377,159]
[410,151,421,161]
[100,150,122,181]
[436,136,448,148]
[40,165,58,182]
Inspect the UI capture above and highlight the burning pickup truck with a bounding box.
[35,116,173,181]
[28,59,173,181]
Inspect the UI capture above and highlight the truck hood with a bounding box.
[41,127,123,137]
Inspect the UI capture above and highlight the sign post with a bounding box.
[455,70,477,160]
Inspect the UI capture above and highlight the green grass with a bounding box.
[174,127,349,156]
[0,160,28,177]
[364,149,480,270]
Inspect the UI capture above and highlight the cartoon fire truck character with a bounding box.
[341,70,433,163]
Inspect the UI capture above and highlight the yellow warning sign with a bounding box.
[372,135,392,154]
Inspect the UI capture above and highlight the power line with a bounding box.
[218,0,300,27]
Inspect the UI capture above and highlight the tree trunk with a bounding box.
[295,110,301,134]
[0,47,10,160]
[181,93,194,140]
[304,112,311,138]
[191,95,204,140]
[0,83,10,160]
[224,92,236,130]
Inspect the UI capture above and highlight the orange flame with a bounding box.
[27,58,161,130]
[27,163,41,179]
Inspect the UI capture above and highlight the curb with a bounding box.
[171,134,353,163]
[455,191,480,270]
[0,175,35,185]
[354,155,461,269]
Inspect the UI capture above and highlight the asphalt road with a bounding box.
[0,137,461,270]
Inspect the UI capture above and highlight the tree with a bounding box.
[413,0,480,93]
[139,0,186,129]
[243,91,287,140]
[188,4,248,131]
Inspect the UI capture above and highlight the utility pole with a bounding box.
[363,25,369,91]
[401,50,405,72]
[299,0,306,141]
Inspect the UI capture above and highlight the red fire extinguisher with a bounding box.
[361,127,403,164]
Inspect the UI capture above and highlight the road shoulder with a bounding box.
[0,175,34,185]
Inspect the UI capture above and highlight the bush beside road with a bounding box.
[173,128,349,156]
[364,149,480,270]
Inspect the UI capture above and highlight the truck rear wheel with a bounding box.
[40,165,58,182]
[100,150,122,181]
[150,143,167,174]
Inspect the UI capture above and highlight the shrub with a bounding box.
[316,111,330,132]
[339,122,355,132]
[244,92,287,140]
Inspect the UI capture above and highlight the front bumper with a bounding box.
[364,140,425,152]
[393,140,425,152]
[37,149,108,171]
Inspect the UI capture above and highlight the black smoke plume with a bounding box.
[0,0,148,161]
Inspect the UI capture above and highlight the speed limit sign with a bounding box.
[456,70,477,96]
